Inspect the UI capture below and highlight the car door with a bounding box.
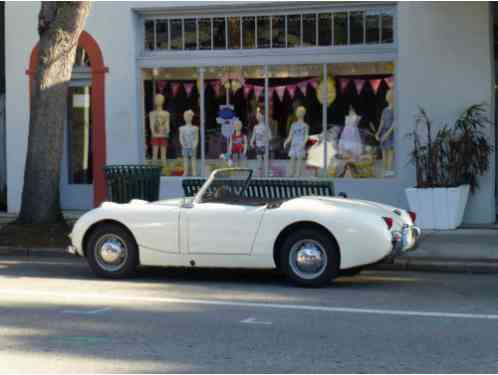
[185,201,266,255]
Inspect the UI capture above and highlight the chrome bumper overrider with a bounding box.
[391,225,421,256]
[66,245,79,256]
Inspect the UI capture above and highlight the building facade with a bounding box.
[4,2,496,223]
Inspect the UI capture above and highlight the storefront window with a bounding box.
[333,12,348,45]
[381,11,394,44]
[272,16,285,48]
[268,64,323,177]
[145,20,155,50]
[366,11,380,44]
[302,14,317,47]
[257,16,270,48]
[349,11,364,44]
[242,17,256,49]
[318,13,332,46]
[170,19,182,50]
[156,20,168,50]
[143,68,200,176]
[184,18,197,50]
[326,62,395,178]
[199,18,212,50]
[287,15,301,47]
[213,17,226,49]
[228,17,241,49]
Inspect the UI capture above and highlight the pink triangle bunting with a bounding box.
[308,79,318,90]
[171,82,181,97]
[287,84,298,99]
[338,78,350,93]
[209,81,221,97]
[354,79,366,95]
[253,86,264,99]
[297,81,308,96]
[184,83,195,97]
[156,80,167,93]
[275,86,287,102]
[369,79,382,95]
[243,84,254,98]
[384,76,394,89]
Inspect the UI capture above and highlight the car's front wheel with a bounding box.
[86,223,138,279]
[279,228,340,287]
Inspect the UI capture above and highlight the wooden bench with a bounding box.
[182,178,335,200]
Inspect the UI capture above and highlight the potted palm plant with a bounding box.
[406,104,493,229]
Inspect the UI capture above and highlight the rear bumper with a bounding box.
[66,245,82,257]
[391,225,421,256]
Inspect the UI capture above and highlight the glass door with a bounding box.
[60,81,93,210]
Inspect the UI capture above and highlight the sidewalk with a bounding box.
[375,228,498,273]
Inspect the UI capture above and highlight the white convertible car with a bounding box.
[68,168,420,287]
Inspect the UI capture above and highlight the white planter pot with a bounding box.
[405,185,470,230]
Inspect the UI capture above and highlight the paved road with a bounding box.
[1,256,498,373]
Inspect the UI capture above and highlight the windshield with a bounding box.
[195,168,252,204]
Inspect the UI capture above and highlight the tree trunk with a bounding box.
[18,2,91,224]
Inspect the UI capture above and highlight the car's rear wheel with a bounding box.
[86,223,138,279]
[279,228,340,287]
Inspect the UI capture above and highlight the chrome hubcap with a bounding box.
[289,239,327,280]
[95,234,128,272]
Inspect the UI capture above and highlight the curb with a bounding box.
[0,246,73,258]
[371,257,498,273]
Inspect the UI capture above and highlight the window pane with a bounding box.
[318,13,332,46]
[184,18,197,50]
[145,20,155,50]
[349,11,364,44]
[257,16,270,48]
[170,19,182,50]
[199,18,212,50]
[287,14,301,47]
[203,66,265,177]
[213,17,226,49]
[242,16,256,49]
[228,17,241,49]
[272,15,285,48]
[302,14,316,47]
[327,62,396,178]
[333,12,347,45]
[143,67,200,176]
[155,20,168,50]
[366,13,380,44]
[269,64,323,177]
[381,12,394,43]
[68,86,93,184]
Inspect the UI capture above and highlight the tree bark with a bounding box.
[18,2,91,224]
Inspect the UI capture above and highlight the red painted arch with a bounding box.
[27,31,108,207]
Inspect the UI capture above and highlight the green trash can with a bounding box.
[104,165,161,203]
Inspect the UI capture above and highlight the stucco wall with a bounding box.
[4,2,496,223]
[397,2,495,223]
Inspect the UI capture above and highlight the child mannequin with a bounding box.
[149,94,170,163]
[284,106,309,177]
[229,120,247,167]
[250,109,272,176]
[375,90,395,177]
[339,106,362,162]
[179,109,199,176]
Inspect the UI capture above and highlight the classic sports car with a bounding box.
[68,168,420,287]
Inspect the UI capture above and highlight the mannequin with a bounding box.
[179,109,199,176]
[339,106,363,162]
[375,90,395,177]
[250,110,272,176]
[229,120,247,167]
[149,94,170,163]
[284,106,309,177]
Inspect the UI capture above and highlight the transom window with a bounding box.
[144,8,395,52]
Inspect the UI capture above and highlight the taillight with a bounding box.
[408,211,417,223]
[383,217,393,229]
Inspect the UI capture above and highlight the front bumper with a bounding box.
[391,224,421,256]
[66,245,81,256]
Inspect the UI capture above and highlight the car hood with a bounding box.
[299,196,413,227]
